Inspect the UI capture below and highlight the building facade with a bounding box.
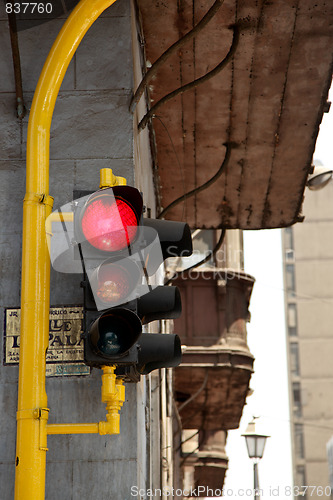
[171,229,254,493]
[282,180,333,497]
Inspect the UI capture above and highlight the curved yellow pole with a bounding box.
[15,1,118,499]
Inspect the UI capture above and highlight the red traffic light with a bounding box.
[80,188,142,252]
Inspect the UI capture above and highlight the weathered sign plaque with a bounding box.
[4,306,89,377]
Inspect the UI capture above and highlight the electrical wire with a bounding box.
[158,141,232,220]
[260,414,333,432]
[178,369,209,413]
[179,374,210,466]
[248,278,333,305]
[164,229,226,285]
[130,0,225,112]
[174,430,199,453]
[7,12,26,119]
[138,25,240,131]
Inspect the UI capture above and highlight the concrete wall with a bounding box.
[0,1,156,498]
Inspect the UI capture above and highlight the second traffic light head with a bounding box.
[137,333,182,374]
[143,219,193,259]
[137,286,181,324]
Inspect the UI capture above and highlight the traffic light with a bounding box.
[74,186,147,310]
[47,172,193,381]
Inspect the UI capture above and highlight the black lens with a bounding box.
[97,315,130,355]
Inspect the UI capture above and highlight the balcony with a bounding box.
[173,268,254,489]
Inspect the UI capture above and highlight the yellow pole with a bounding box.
[15,1,118,499]
[46,366,126,436]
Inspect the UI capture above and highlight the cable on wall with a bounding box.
[158,141,232,220]
[138,25,240,131]
[130,0,225,112]
[7,12,26,119]
[165,229,226,285]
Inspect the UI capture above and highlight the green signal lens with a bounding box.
[97,316,129,355]
[88,309,142,359]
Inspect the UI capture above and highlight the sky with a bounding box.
[222,228,292,499]
[212,87,333,499]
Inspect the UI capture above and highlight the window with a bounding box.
[292,382,302,418]
[284,227,294,250]
[296,466,307,497]
[286,264,296,296]
[294,424,305,459]
[285,249,295,262]
[327,438,333,493]
[290,343,300,376]
[287,304,298,336]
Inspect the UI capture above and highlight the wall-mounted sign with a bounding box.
[4,307,89,377]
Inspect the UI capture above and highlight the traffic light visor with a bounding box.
[138,334,182,374]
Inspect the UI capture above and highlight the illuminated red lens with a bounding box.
[81,196,138,251]
[96,263,133,305]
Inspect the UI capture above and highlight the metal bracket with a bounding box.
[16,408,49,451]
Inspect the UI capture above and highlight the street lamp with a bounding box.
[242,417,270,500]
[306,164,333,191]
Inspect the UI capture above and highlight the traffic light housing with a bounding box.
[47,172,193,381]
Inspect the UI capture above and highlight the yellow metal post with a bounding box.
[15,1,118,499]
